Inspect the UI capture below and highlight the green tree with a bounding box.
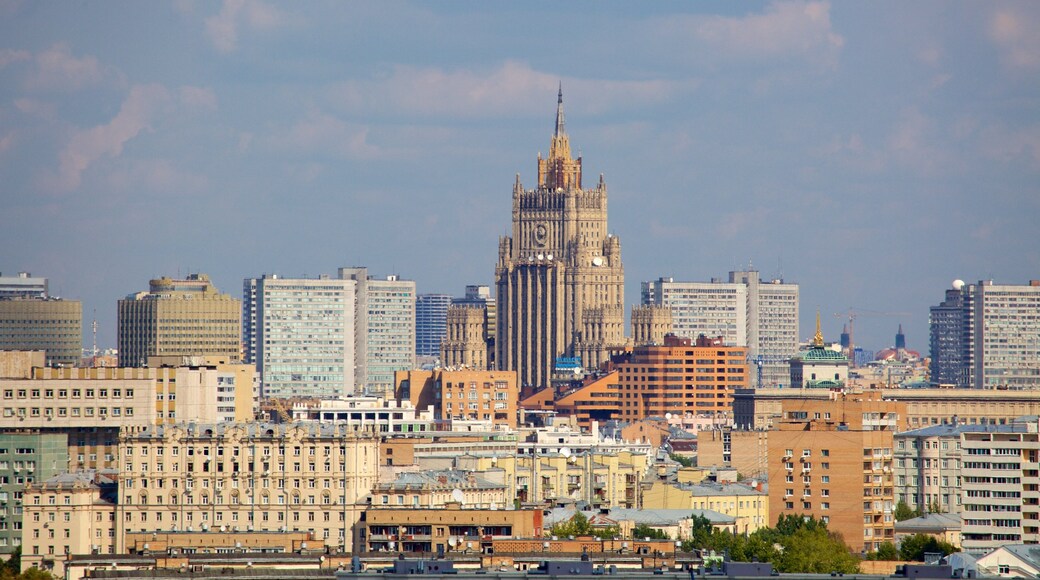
[894,501,922,522]
[898,534,958,562]
[669,453,693,467]
[548,512,618,540]
[19,569,55,580]
[632,524,670,540]
[865,542,900,561]
[775,527,860,574]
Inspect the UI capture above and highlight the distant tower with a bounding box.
[895,324,906,350]
[440,306,488,370]
[840,324,850,351]
[631,305,673,346]
[495,88,625,391]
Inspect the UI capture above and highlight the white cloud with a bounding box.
[990,7,1040,70]
[650,1,844,68]
[277,110,383,160]
[0,48,29,68]
[46,84,171,192]
[179,86,218,110]
[25,43,112,91]
[205,0,282,53]
[332,61,693,119]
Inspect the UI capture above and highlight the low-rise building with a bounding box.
[360,505,542,554]
[545,506,735,540]
[641,481,767,534]
[519,372,620,432]
[290,397,435,434]
[371,470,507,509]
[395,369,518,430]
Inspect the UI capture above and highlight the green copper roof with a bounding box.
[796,347,848,362]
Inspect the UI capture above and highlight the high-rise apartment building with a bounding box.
[118,274,240,368]
[495,90,625,391]
[0,432,68,556]
[642,270,799,388]
[0,298,82,367]
[930,279,1040,389]
[415,293,452,358]
[616,334,748,422]
[338,267,415,395]
[242,275,355,399]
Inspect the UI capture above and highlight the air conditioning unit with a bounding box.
[802,467,811,473]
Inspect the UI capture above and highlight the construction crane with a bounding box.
[834,308,911,367]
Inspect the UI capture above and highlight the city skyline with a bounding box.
[1,2,1038,353]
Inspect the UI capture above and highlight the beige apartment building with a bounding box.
[118,274,241,367]
[372,470,507,509]
[395,369,518,429]
[21,471,118,575]
[454,449,647,509]
[117,422,378,553]
[0,298,82,367]
[640,481,768,534]
[697,429,770,480]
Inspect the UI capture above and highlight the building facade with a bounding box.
[0,433,69,556]
[118,274,240,368]
[615,335,749,422]
[495,90,625,392]
[440,306,489,370]
[243,274,355,399]
[394,369,518,430]
[0,272,48,300]
[338,267,416,396]
[0,298,82,367]
[929,279,1040,389]
[416,294,452,359]
[642,270,799,388]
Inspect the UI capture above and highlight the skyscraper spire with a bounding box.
[554,82,565,137]
[813,309,824,347]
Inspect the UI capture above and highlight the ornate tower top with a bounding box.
[538,85,581,191]
[813,310,824,347]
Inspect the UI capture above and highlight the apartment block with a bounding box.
[697,429,770,480]
[641,481,768,534]
[361,505,541,555]
[615,334,749,422]
[243,274,355,399]
[394,369,518,429]
[338,267,415,396]
[416,293,452,358]
[0,433,68,557]
[289,396,435,434]
[372,470,507,509]
[0,298,82,368]
[118,274,240,367]
[520,371,620,432]
[767,394,903,553]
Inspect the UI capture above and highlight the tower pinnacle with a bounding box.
[813,310,824,347]
[555,83,565,137]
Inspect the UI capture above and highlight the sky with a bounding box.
[1,1,1038,354]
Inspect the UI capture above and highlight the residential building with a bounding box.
[20,470,117,575]
[615,334,749,422]
[894,423,965,516]
[243,274,355,399]
[0,272,48,300]
[641,481,768,534]
[767,394,903,553]
[697,429,770,480]
[642,270,799,388]
[117,422,379,553]
[520,371,621,432]
[118,274,240,368]
[495,89,625,392]
[394,369,518,430]
[289,396,435,434]
[0,297,82,367]
[929,279,1040,389]
[361,505,541,555]
[338,267,416,396]
[440,306,489,370]
[416,294,452,359]
[545,506,737,539]
[893,513,962,549]
[0,433,68,557]
[371,470,507,509]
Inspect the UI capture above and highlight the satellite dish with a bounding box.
[448,537,458,547]
[592,256,604,267]
[560,448,572,458]
[665,413,672,420]
[452,488,465,503]
[546,254,553,261]
[952,279,965,290]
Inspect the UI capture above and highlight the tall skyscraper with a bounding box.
[118,274,240,367]
[416,293,452,358]
[930,279,1040,389]
[338,267,416,395]
[243,274,355,398]
[642,270,799,387]
[495,89,625,391]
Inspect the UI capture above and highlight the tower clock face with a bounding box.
[534,223,548,246]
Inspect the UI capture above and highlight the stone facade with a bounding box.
[441,305,488,370]
[496,90,625,391]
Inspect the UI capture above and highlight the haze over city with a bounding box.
[1,1,1038,352]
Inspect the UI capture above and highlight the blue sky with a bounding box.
[1,1,1038,353]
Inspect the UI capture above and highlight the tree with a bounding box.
[775,527,860,574]
[894,501,922,522]
[548,512,618,540]
[898,534,958,562]
[632,524,670,540]
[19,569,55,580]
[865,542,900,561]
[669,453,693,467]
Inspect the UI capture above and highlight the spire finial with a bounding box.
[554,83,565,137]
[813,310,824,347]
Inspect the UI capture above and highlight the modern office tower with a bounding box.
[338,267,416,395]
[495,89,625,391]
[415,294,452,358]
[440,305,488,370]
[0,432,68,557]
[930,279,1040,389]
[615,334,749,422]
[0,297,82,367]
[630,304,672,346]
[117,274,240,368]
[642,269,799,388]
[243,275,355,399]
[767,393,903,553]
[0,272,48,299]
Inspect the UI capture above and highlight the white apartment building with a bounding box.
[642,269,799,387]
[338,268,415,396]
